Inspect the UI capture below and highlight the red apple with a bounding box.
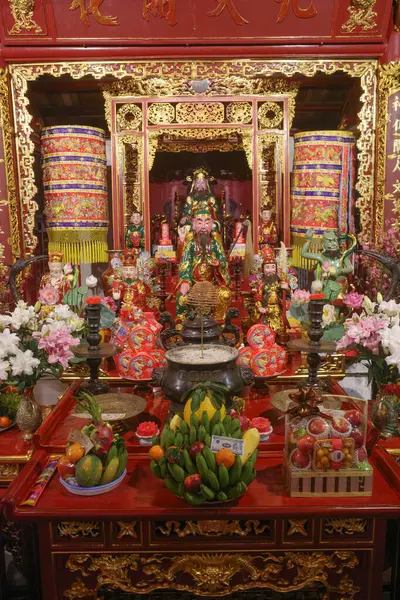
[58,455,75,480]
[308,418,328,436]
[291,449,310,469]
[189,441,205,457]
[357,447,368,462]
[350,428,364,448]
[331,417,351,434]
[184,474,202,493]
[344,410,362,428]
[296,434,315,454]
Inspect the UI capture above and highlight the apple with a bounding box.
[189,441,205,457]
[184,474,202,493]
[308,418,328,436]
[58,455,76,480]
[296,434,315,454]
[344,410,362,428]
[357,447,368,463]
[350,428,364,448]
[290,449,311,469]
[331,417,351,435]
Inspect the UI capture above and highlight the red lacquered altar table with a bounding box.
[3,379,400,600]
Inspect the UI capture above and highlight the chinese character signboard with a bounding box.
[0,0,392,45]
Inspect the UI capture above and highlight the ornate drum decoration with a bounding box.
[41,126,109,264]
[290,131,355,268]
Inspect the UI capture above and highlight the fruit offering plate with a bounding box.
[0,419,16,433]
[59,469,127,496]
[73,393,146,422]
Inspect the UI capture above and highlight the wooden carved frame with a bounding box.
[8,59,377,258]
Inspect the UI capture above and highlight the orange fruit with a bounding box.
[149,445,165,462]
[216,449,235,469]
[0,416,12,428]
[66,443,85,464]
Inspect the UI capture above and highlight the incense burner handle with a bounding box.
[220,307,240,347]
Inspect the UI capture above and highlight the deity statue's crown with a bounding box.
[48,252,63,263]
[193,167,209,178]
[261,198,274,212]
[122,249,137,266]
[261,245,275,265]
[193,206,212,218]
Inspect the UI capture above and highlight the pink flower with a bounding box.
[291,289,310,305]
[38,326,79,369]
[101,296,117,312]
[343,291,364,309]
[39,285,59,306]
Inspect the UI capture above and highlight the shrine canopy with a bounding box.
[0,0,392,47]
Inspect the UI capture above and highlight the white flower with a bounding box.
[51,304,75,320]
[386,348,400,371]
[10,305,36,330]
[378,299,400,317]
[381,323,400,356]
[0,315,11,329]
[0,358,9,380]
[86,275,98,289]
[311,279,323,294]
[363,296,376,315]
[63,263,73,275]
[322,304,336,328]
[377,292,383,304]
[0,328,20,355]
[10,349,40,377]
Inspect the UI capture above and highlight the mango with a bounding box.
[241,428,260,465]
[100,456,120,485]
[76,455,103,488]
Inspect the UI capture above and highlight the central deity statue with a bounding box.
[180,168,219,228]
[176,207,231,323]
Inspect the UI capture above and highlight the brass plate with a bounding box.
[73,393,146,421]
[270,391,342,412]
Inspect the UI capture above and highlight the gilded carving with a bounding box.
[69,0,118,26]
[64,550,359,596]
[143,0,176,27]
[117,103,142,132]
[64,577,92,600]
[330,574,361,599]
[148,127,253,170]
[116,521,138,539]
[10,60,376,257]
[8,0,42,35]
[226,102,252,124]
[157,139,242,153]
[57,521,101,539]
[341,0,378,33]
[324,518,367,535]
[258,101,284,129]
[376,62,400,237]
[176,102,225,124]
[0,463,18,478]
[287,518,308,536]
[0,69,21,262]
[148,103,175,125]
[155,520,271,538]
[276,0,317,24]
[116,135,143,216]
[208,0,249,26]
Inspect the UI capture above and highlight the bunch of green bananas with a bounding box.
[149,409,258,505]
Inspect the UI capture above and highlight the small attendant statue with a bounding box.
[39,252,73,305]
[253,246,289,336]
[301,228,355,300]
[112,250,159,320]
[125,208,145,252]
[258,200,278,249]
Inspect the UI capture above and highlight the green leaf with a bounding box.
[199,389,206,403]
[191,395,201,413]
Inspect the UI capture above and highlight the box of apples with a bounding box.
[284,398,373,497]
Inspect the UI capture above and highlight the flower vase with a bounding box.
[372,386,400,439]
[16,388,42,441]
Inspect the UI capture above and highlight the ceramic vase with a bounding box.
[16,388,42,441]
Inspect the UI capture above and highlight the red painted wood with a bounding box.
[0,43,387,63]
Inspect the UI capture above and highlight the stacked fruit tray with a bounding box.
[148,407,260,505]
